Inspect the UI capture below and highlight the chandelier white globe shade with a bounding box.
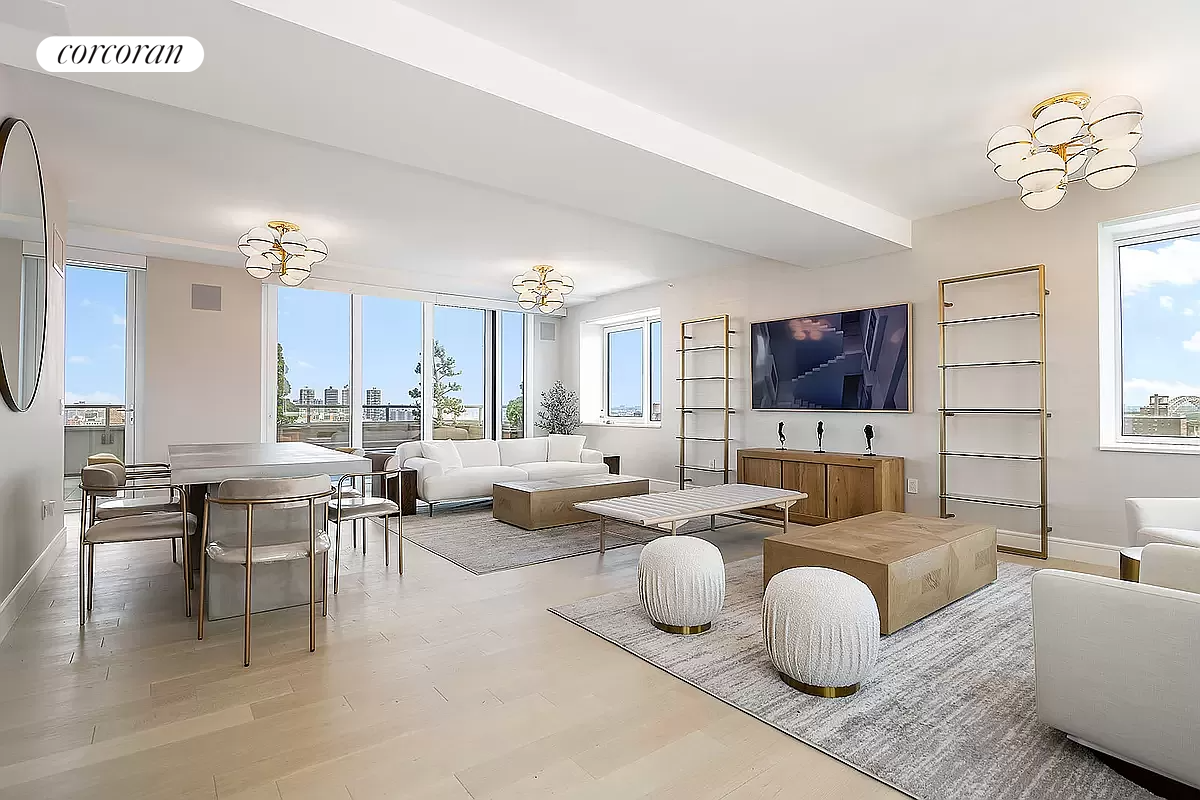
[1021,187,1066,211]
[1087,95,1143,140]
[1085,148,1137,190]
[1033,101,1085,146]
[987,126,1033,166]
[304,238,329,264]
[1095,123,1142,153]
[1016,151,1066,192]
[245,253,273,279]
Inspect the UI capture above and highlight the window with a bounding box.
[499,311,525,438]
[432,306,486,440]
[276,287,351,445]
[1100,207,1200,451]
[600,314,661,425]
[362,296,422,450]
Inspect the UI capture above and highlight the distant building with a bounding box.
[298,387,315,405]
[366,387,382,406]
[339,384,350,406]
[324,386,339,405]
[1123,415,1187,436]
[1143,393,1170,417]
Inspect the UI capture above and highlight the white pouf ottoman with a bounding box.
[762,567,879,697]
[638,535,726,634]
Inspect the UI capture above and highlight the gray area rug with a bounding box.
[397,507,705,575]
[550,558,1154,800]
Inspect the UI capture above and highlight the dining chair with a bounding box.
[330,455,403,594]
[328,447,366,546]
[84,453,181,562]
[78,463,196,625]
[196,475,333,667]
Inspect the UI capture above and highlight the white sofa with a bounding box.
[1125,497,1200,547]
[1032,543,1200,789]
[396,435,608,512]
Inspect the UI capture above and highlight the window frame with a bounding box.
[264,283,533,448]
[1099,204,1200,454]
[600,315,661,426]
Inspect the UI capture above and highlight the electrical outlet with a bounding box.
[40,500,52,519]
[708,457,717,469]
[906,478,919,495]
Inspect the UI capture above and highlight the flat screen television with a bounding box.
[751,303,910,411]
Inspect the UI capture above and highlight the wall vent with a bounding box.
[539,321,556,342]
[191,284,222,311]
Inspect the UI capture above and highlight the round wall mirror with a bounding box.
[0,117,49,412]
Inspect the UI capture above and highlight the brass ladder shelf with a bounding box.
[678,314,734,489]
[938,264,1050,559]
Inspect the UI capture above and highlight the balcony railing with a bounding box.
[277,403,523,446]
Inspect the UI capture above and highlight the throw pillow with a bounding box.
[420,440,463,471]
[547,433,586,462]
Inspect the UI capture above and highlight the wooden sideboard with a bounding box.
[737,448,905,525]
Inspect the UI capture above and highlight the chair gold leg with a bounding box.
[183,534,192,619]
[322,553,329,617]
[360,519,366,555]
[198,501,210,641]
[384,515,390,568]
[78,542,86,626]
[87,545,95,613]
[172,538,178,564]
[333,517,342,595]
[308,499,316,654]
[243,506,254,667]
[397,513,403,575]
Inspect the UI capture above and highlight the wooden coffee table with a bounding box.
[762,511,997,634]
[493,474,650,530]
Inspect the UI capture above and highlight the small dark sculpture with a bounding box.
[777,421,786,450]
[864,424,875,456]
[815,421,825,453]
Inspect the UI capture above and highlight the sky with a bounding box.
[1120,232,1200,408]
[64,265,127,405]
[277,287,524,409]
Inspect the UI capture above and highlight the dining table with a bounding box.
[169,442,371,620]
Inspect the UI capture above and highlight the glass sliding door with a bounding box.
[432,305,485,440]
[361,295,422,450]
[276,286,351,446]
[499,310,525,438]
[63,264,134,508]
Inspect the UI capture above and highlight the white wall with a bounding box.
[563,151,1200,553]
[142,258,262,461]
[0,72,69,637]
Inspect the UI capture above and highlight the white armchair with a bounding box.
[1032,543,1200,789]
[1125,498,1200,547]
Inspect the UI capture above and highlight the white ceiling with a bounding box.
[3,68,771,300]
[394,0,1200,219]
[2,0,1199,300]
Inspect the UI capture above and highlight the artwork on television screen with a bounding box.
[751,303,910,411]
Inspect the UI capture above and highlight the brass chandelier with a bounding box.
[238,220,328,286]
[512,264,574,313]
[987,92,1143,211]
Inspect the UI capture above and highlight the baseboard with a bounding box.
[997,528,1122,568]
[0,526,68,647]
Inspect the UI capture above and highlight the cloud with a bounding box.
[1160,296,1174,309]
[1185,332,1200,352]
[1121,236,1200,294]
[112,314,126,326]
[1124,378,1200,398]
[1186,309,1196,317]
[109,343,123,351]
[80,298,93,308]
[295,360,314,369]
[67,355,91,365]
[65,391,123,405]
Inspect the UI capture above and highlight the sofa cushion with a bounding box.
[454,439,501,468]
[499,437,549,466]
[421,440,463,471]
[423,465,526,502]
[547,434,586,462]
[516,461,610,480]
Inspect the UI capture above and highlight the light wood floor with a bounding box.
[0,515,1114,800]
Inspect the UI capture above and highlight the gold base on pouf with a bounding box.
[652,620,711,635]
[779,672,859,697]
[1119,551,1141,582]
